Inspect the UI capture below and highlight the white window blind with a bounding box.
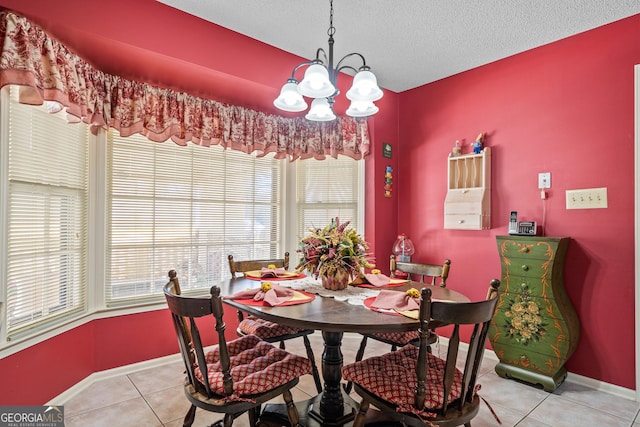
[296,156,360,238]
[5,87,89,339]
[106,132,283,306]
[0,84,364,344]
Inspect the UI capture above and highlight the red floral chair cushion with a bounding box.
[239,316,305,339]
[369,331,419,345]
[342,345,464,417]
[194,334,312,396]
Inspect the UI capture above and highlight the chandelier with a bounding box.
[273,0,383,121]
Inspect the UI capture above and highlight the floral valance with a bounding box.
[0,11,370,160]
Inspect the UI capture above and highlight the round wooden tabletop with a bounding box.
[221,277,470,334]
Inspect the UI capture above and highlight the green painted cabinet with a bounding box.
[488,236,580,391]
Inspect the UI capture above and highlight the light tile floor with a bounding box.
[61,333,640,427]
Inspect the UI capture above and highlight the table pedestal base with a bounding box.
[260,389,358,426]
[259,394,401,426]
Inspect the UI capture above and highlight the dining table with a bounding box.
[221,274,470,426]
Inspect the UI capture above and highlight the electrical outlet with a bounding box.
[565,187,608,209]
[538,172,551,189]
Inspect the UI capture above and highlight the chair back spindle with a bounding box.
[414,287,433,411]
[210,286,233,396]
[390,255,451,287]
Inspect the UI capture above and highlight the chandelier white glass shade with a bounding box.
[273,80,307,112]
[273,0,383,121]
[306,98,336,121]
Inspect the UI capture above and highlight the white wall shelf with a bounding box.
[444,147,491,230]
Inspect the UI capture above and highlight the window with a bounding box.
[0,84,362,344]
[106,131,284,305]
[2,87,89,340]
[296,156,362,236]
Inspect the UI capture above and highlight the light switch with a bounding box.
[565,187,608,209]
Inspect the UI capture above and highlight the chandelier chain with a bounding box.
[328,0,335,37]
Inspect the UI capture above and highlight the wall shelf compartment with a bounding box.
[444,147,491,230]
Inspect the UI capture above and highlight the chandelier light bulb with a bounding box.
[284,92,299,106]
[311,99,331,116]
[346,70,383,102]
[354,101,369,112]
[309,78,324,91]
[273,81,308,112]
[346,100,379,117]
[306,98,336,121]
[298,64,336,98]
[358,86,372,96]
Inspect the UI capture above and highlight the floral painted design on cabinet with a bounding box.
[502,285,546,344]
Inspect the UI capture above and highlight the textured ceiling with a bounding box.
[157,0,640,93]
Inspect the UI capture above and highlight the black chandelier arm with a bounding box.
[315,47,329,65]
[335,64,359,76]
[334,52,368,74]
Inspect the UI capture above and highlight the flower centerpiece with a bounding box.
[296,217,373,290]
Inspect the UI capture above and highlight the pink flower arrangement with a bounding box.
[296,217,373,279]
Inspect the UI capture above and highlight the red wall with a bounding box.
[0,0,637,403]
[364,98,401,269]
[0,309,237,405]
[398,15,640,389]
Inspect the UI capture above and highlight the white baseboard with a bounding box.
[48,338,638,405]
[564,371,637,401]
[438,336,639,402]
[46,353,182,405]
[482,349,636,400]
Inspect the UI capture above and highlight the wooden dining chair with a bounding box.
[343,279,501,427]
[227,253,322,393]
[164,270,312,427]
[345,257,452,393]
[345,255,451,393]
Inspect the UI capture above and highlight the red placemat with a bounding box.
[351,278,408,289]
[232,290,316,306]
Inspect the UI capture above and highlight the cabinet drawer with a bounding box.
[503,261,548,282]
[444,214,483,229]
[444,188,485,212]
[490,339,568,377]
[444,202,483,215]
[499,275,546,296]
[497,238,559,261]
